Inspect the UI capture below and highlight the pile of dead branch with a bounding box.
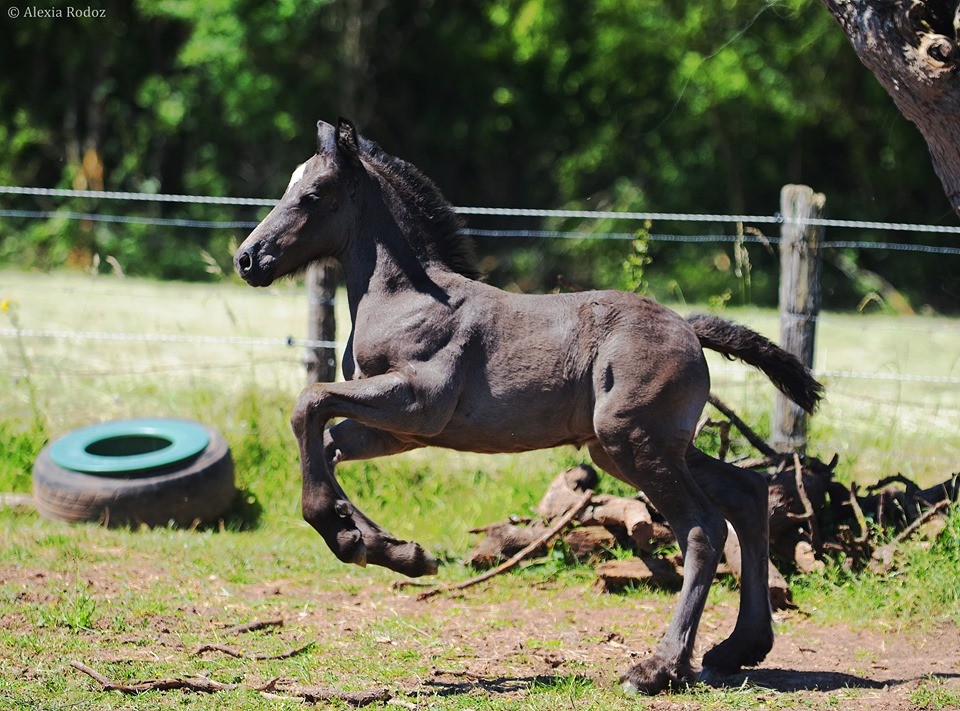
[464,398,958,610]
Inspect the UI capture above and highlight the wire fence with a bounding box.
[4,184,960,234]
[2,184,959,392]
[4,185,960,259]
[6,208,960,254]
[3,321,959,386]
[0,327,336,350]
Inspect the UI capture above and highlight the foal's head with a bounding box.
[235,118,363,287]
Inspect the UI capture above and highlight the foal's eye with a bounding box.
[300,193,321,205]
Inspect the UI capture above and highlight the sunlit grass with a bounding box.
[1,270,959,708]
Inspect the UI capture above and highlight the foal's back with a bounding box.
[417,276,709,454]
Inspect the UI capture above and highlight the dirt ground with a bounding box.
[5,562,959,709]
[332,585,960,709]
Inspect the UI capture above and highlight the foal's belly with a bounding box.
[419,387,596,454]
[421,426,592,455]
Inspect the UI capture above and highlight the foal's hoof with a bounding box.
[697,665,732,688]
[334,527,368,567]
[701,627,774,674]
[620,654,693,695]
[366,537,438,578]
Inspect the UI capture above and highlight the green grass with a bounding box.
[1,270,959,708]
[790,507,960,628]
[911,675,960,709]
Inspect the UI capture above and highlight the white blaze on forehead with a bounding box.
[286,162,307,192]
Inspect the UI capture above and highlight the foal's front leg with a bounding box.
[291,369,460,578]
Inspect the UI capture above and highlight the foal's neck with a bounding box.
[337,191,455,323]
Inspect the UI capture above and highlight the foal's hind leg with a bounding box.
[591,425,727,694]
[686,447,774,673]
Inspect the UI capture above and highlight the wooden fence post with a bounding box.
[304,261,338,385]
[772,184,825,454]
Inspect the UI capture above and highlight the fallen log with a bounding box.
[595,558,683,592]
[581,495,654,551]
[563,525,618,563]
[466,522,547,569]
[467,465,656,569]
[461,396,959,604]
[416,490,594,600]
[536,464,598,521]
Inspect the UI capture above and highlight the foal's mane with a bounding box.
[358,136,481,280]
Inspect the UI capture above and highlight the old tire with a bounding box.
[32,419,235,527]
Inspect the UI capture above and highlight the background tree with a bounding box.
[820,0,960,216]
[1,0,957,308]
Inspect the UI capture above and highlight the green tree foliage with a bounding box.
[0,0,955,307]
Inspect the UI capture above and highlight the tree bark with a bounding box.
[821,0,960,213]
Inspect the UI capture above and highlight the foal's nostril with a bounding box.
[237,251,252,274]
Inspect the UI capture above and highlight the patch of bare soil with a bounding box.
[6,561,959,708]
[304,584,960,708]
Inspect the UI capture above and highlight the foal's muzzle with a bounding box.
[234,243,277,287]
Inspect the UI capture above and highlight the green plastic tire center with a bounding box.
[48,419,210,475]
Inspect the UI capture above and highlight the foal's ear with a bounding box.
[336,117,360,159]
[316,120,337,155]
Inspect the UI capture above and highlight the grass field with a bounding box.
[1,269,959,709]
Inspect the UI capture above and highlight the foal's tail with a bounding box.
[686,314,824,413]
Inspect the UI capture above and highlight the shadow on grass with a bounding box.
[705,668,960,692]
[216,486,264,531]
[0,485,266,532]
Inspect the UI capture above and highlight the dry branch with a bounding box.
[221,618,283,635]
[193,641,313,660]
[707,395,777,458]
[869,499,952,573]
[847,484,870,546]
[71,661,246,694]
[792,452,822,554]
[415,490,594,600]
[70,661,390,706]
[890,498,952,545]
[465,521,548,569]
[695,418,731,460]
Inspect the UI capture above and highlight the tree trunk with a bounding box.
[821,0,960,214]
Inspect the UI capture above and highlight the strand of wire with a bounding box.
[5,327,958,384]
[4,283,959,336]
[716,311,960,333]
[0,208,259,229]
[5,185,960,234]
[816,369,960,384]
[0,327,338,350]
[6,357,302,378]
[710,361,960,384]
[706,377,960,412]
[465,229,960,255]
[2,209,959,255]
[0,186,276,207]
